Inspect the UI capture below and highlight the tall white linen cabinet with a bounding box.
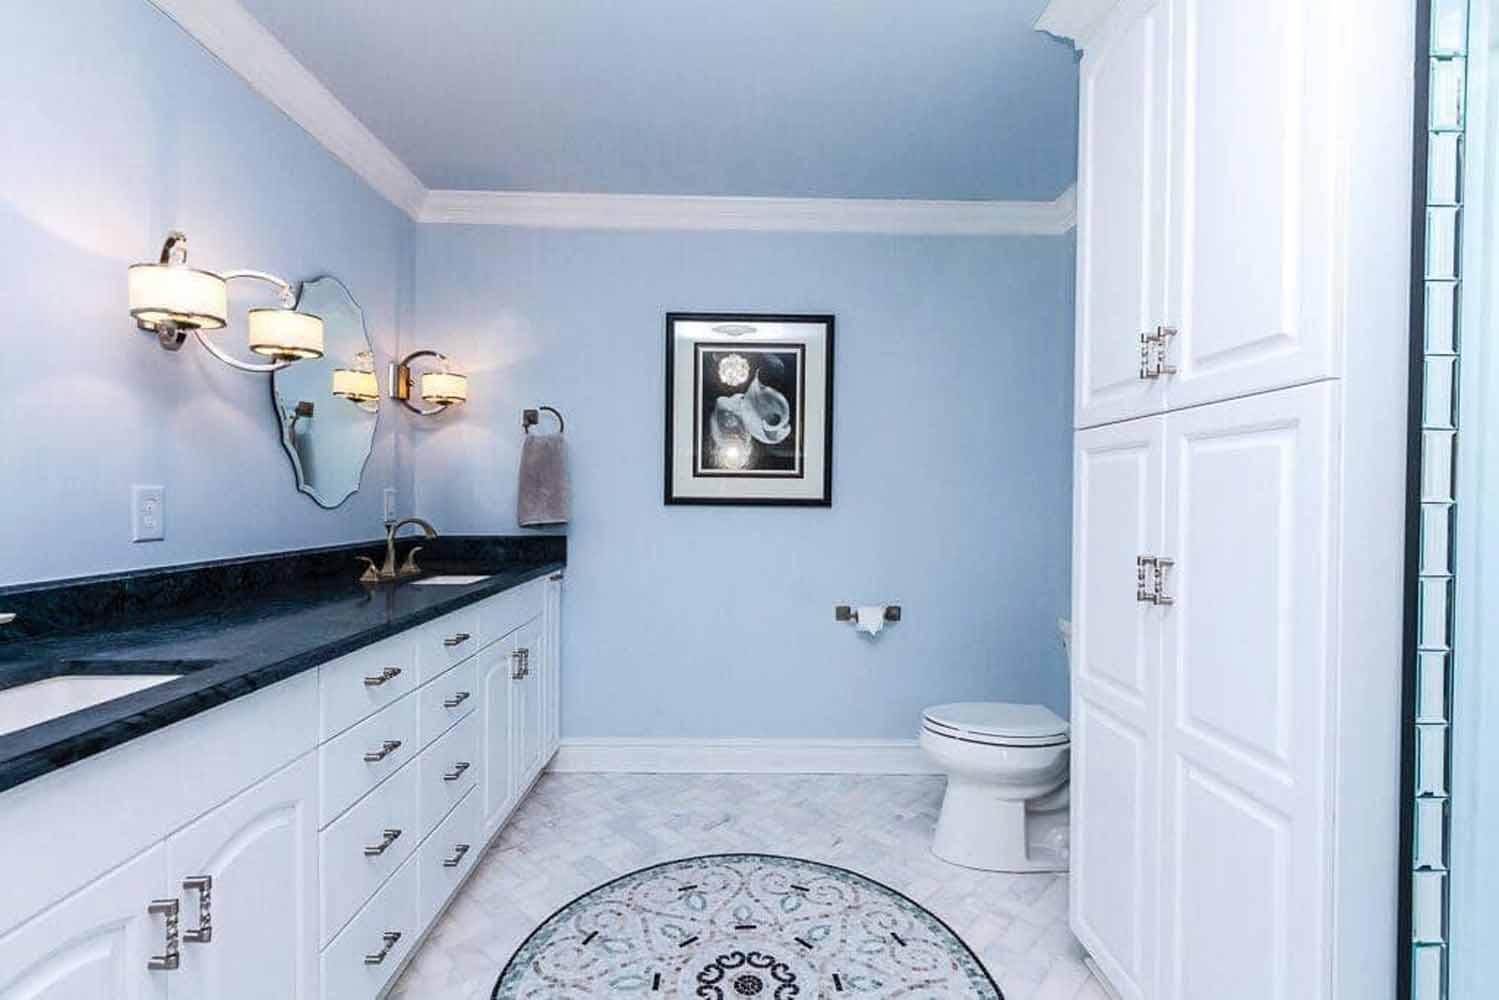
[1038,1,1415,998]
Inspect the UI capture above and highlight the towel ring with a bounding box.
[522,405,565,434]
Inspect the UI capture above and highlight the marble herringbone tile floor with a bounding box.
[389,773,1108,1000]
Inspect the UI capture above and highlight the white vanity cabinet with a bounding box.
[0,572,563,1000]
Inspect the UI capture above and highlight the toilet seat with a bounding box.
[922,702,1070,748]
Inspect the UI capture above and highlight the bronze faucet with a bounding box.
[358,517,438,584]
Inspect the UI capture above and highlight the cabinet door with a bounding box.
[542,575,562,758]
[1160,0,1339,410]
[1074,0,1169,429]
[164,755,318,1000]
[510,616,546,797]
[1158,383,1333,1000]
[477,639,516,839]
[1071,414,1164,1000]
[0,845,168,1000]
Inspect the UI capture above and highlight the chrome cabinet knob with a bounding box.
[443,761,471,781]
[364,931,402,965]
[182,875,212,944]
[363,739,402,763]
[443,690,471,709]
[147,898,181,971]
[443,632,472,648]
[363,666,402,686]
[363,828,403,856]
[442,844,472,868]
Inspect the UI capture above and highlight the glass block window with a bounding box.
[1408,1,1469,997]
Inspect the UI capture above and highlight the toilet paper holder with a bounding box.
[835,605,901,624]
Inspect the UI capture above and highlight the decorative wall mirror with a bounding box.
[271,276,378,508]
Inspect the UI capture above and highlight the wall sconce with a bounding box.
[390,350,468,415]
[332,350,381,412]
[129,231,324,373]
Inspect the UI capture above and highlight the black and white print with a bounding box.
[665,313,833,506]
[694,345,804,477]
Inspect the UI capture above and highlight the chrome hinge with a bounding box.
[1138,326,1179,379]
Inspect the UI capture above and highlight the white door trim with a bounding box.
[550,738,941,775]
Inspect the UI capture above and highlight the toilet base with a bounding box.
[931,776,1070,873]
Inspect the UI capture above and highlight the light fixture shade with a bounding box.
[128,264,228,330]
[332,367,380,403]
[421,371,468,406]
[248,308,324,361]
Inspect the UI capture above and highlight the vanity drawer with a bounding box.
[420,785,482,927]
[419,711,478,836]
[320,847,419,1000]
[319,691,419,827]
[415,609,481,683]
[318,633,417,740]
[418,656,477,745]
[477,580,544,646]
[320,755,420,946]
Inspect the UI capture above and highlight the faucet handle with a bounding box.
[399,546,424,578]
[355,557,381,585]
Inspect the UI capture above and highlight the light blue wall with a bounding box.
[0,0,415,586]
[414,226,1075,739]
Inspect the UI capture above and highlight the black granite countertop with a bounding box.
[0,535,565,794]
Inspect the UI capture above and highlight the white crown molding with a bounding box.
[419,187,1079,235]
[549,738,941,775]
[1035,0,1119,48]
[147,0,427,219]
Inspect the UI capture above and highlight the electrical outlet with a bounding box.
[132,485,165,542]
[383,488,398,524]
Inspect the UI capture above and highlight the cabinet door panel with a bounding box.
[543,575,563,759]
[0,846,167,1000]
[1159,384,1334,1000]
[478,640,516,839]
[1075,0,1168,428]
[1162,0,1338,408]
[1071,414,1164,1000]
[165,755,318,1000]
[510,617,545,798]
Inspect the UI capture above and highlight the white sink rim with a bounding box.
[410,575,493,586]
[0,674,181,737]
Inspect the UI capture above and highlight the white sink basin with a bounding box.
[410,575,492,586]
[0,675,180,737]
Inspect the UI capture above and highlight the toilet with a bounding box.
[920,701,1070,872]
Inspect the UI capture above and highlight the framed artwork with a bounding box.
[664,312,834,506]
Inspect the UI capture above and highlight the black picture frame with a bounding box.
[664,312,835,506]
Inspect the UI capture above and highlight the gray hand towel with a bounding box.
[518,433,569,527]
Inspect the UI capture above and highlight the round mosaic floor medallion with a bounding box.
[491,853,1003,999]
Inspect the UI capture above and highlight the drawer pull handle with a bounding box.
[364,828,403,856]
[147,898,180,971]
[443,690,471,709]
[442,843,472,868]
[363,739,402,763]
[182,875,212,944]
[364,931,402,965]
[443,761,471,781]
[443,632,472,647]
[363,666,402,687]
[511,648,530,680]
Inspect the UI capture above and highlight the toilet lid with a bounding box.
[922,702,1070,743]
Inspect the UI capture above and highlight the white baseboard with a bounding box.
[549,738,940,775]
[1083,958,1125,1000]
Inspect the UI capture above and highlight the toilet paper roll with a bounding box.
[855,606,885,636]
